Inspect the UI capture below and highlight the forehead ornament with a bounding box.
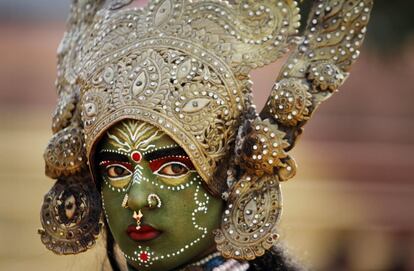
[131,150,143,163]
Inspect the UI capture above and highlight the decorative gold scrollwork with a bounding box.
[307,61,346,92]
[267,78,312,127]
[52,90,77,133]
[215,174,282,260]
[44,126,86,179]
[39,176,102,255]
[235,118,293,177]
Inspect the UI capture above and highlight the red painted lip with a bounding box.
[127,224,161,241]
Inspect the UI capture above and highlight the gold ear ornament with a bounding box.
[38,175,102,255]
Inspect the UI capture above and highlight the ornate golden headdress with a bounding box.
[40,0,373,260]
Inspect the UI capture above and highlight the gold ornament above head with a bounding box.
[75,0,302,196]
[41,0,373,261]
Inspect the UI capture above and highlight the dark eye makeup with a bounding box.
[154,161,190,177]
[148,156,194,173]
[97,147,195,178]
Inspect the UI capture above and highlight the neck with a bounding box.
[126,248,220,271]
[174,250,225,271]
[187,246,218,266]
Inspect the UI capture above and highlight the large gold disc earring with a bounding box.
[38,175,102,255]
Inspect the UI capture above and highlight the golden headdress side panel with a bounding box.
[45,0,104,178]
[216,0,374,260]
[262,0,374,134]
[40,0,105,256]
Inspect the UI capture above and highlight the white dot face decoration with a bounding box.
[96,119,224,271]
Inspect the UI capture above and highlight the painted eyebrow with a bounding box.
[96,151,129,164]
[144,147,188,161]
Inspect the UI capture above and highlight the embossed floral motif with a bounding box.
[44,126,86,178]
[81,88,110,128]
[215,174,282,260]
[39,176,101,255]
[267,78,312,127]
[79,45,243,190]
[52,90,77,133]
[236,118,290,176]
[307,61,346,92]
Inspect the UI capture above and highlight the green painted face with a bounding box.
[94,119,224,271]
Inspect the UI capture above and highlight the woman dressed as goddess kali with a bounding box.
[39,0,373,270]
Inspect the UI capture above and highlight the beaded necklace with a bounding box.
[184,252,250,271]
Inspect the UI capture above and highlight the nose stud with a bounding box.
[132,210,144,230]
[124,193,161,230]
[147,193,162,208]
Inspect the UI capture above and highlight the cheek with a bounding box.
[188,182,224,231]
[100,171,224,268]
[157,175,224,239]
[101,186,128,234]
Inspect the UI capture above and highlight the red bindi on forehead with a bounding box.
[131,150,142,163]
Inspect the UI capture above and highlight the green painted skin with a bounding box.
[95,120,224,271]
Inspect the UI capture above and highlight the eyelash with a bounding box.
[149,156,194,172]
[98,157,194,175]
[153,161,188,176]
[99,161,133,172]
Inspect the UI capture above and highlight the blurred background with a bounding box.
[0,0,413,270]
